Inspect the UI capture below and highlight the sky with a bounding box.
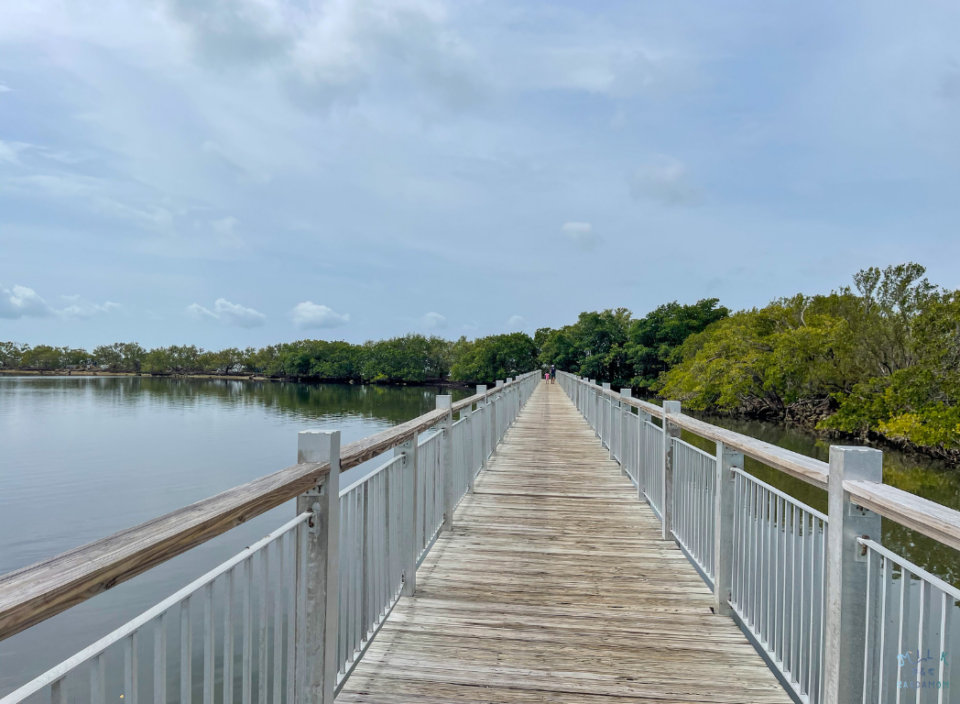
[2,0,960,350]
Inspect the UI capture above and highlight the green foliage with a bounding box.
[538,309,633,385]
[450,333,538,383]
[625,299,729,388]
[361,335,452,383]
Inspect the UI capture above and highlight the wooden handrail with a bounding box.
[0,371,537,642]
[568,374,830,489]
[562,370,960,542]
[0,461,331,641]
[844,480,960,553]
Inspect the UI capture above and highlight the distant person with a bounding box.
[550,364,556,384]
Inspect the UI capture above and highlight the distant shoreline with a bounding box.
[0,368,478,388]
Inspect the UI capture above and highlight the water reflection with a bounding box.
[0,376,473,695]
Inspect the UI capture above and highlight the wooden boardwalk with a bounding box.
[338,382,790,703]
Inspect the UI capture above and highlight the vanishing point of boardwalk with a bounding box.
[339,383,789,703]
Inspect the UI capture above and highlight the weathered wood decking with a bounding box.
[339,382,790,703]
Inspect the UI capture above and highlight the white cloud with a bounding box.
[630,156,700,206]
[421,311,447,330]
[291,301,350,329]
[163,0,483,112]
[507,314,526,329]
[186,303,219,322]
[561,222,600,251]
[59,295,121,319]
[0,140,25,165]
[1,285,119,320]
[0,285,53,319]
[0,83,11,93]
[186,298,267,327]
[211,216,239,235]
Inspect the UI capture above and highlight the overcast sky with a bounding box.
[2,0,959,349]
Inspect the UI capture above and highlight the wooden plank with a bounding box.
[339,381,792,703]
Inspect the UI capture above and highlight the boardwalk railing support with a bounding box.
[619,389,631,475]
[438,395,454,532]
[823,446,882,704]
[477,385,488,467]
[713,441,741,617]
[296,430,341,704]
[396,432,418,597]
[661,400,680,542]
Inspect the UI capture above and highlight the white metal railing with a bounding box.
[672,438,717,584]
[557,370,960,704]
[1,512,310,704]
[643,421,664,519]
[1,372,540,704]
[859,539,959,703]
[731,469,827,703]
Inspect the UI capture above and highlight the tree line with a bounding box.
[0,333,541,385]
[3,262,957,456]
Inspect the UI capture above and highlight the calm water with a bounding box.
[0,376,474,694]
[3,378,960,694]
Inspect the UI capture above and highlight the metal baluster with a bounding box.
[273,540,283,704]
[243,559,252,704]
[181,597,192,704]
[91,654,105,704]
[259,549,269,704]
[126,631,139,704]
[203,583,214,704]
[224,571,234,704]
[155,613,166,704]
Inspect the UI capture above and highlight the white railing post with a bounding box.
[395,432,418,597]
[494,380,504,447]
[638,408,650,500]
[661,401,681,541]
[437,395,454,532]
[462,402,475,495]
[619,389,631,477]
[601,383,611,448]
[713,440,741,616]
[476,385,488,467]
[295,430,340,704]
[823,446,882,704]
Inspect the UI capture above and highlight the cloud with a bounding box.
[507,314,526,329]
[630,156,700,206]
[59,295,121,319]
[1,285,119,320]
[187,298,267,327]
[0,285,53,319]
[0,83,11,93]
[421,311,447,330]
[291,301,350,329]
[163,0,483,113]
[0,140,26,165]
[561,222,600,251]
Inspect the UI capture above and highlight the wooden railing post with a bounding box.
[295,430,340,704]
[662,401,681,541]
[823,446,882,704]
[476,385,488,468]
[395,432,418,597]
[713,440,741,616]
[619,389,631,477]
[437,395,454,532]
